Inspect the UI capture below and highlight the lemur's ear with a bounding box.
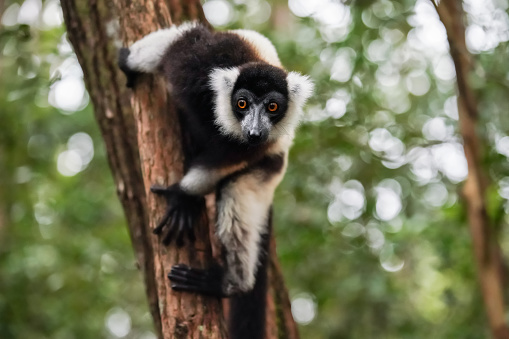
[287,72,314,106]
[209,67,241,93]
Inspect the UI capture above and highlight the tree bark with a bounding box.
[60,1,299,338]
[433,1,509,338]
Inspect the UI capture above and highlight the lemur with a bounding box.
[118,22,313,339]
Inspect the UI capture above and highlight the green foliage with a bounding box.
[1,0,508,338]
[0,2,153,338]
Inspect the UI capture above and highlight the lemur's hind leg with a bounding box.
[118,22,198,87]
[167,167,273,296]
[168,153,286,296]
[214,169,275,295]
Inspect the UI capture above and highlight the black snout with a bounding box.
[243,104,269,145]
[247,130,264,144]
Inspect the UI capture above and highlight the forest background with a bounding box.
[1,0,509,338]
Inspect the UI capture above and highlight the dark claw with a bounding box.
[176,216,186,247]
[171,283,201,293]
[168,270,206,284]
[168,264,224,297]
[168,275,191,284]
[187,214,196,243]
[172,263,188,269]
[153,224,164,235]
[162,230,175,246]
[153,206,175,235]
[170,265,207,280]
[151,184,205,246]
[162,210,180,246]
[150,185,175,195]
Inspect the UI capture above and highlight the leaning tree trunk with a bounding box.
[433,1,509,338]
[60,1,299,338]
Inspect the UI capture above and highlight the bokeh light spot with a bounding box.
[105,308,132,338]
[203,0,233,26]
[291,293,316,325]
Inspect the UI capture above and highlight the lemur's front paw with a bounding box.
[118,48,139,88]
[168,264,224,297]
[151,184,205,246]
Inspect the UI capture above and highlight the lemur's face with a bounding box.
[211,62,313,145]
[231,89,288,145]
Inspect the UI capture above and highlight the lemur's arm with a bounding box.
[169,152,287,296]
[118,23,198,86]
[150,157,248,245]
[177,161,248,196]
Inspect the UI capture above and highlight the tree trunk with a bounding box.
[60,1,299,338]
[433,1,509,338]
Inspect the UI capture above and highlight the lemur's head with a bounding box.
[210,63,313,145]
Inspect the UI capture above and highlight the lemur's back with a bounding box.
[161,26,260,120]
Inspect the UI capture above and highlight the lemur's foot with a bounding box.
[168,264,224,297]
[118,48,139,88]
[151,184,205,246]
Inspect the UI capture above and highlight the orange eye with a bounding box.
[237,99,247,109]
[268,102,278,112]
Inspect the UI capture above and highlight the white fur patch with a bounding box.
[230,29,282,67]
[180,162,247,196]
[180,167,219,195]
[209,67,243,140]
[126,22,198,73]
[269,72,314,141]
[267,135,294,155]
[216,157,287,294]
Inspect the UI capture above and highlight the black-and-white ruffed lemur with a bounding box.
[118,22,313,339]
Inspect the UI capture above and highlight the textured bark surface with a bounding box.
[60,0,162,332]
[61,1,225,338]
[267,236,300,339]
[113,2,227,338]
[61,0,299,338]
[434,1,509,338]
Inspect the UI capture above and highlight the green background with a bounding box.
[1,0,509,338]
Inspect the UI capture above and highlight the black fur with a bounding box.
[234,62,288,98]
[168,263,224,296]
[221,153,285,185]
[161,25,288,166]
[168,209,272,339]
[118,48,138,88]
[119,25,293,339]
[228,209,271,339]
[254,153,285,181]
[150,184,204,246]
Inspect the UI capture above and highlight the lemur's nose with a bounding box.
[247,130,262,144]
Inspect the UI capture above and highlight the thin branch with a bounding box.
[434,1,509,338]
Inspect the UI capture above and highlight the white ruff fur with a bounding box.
[230,29,282,67]
[269,72,314,141]
[210,66,313,142]
[126,22,198,73]
[209,67,243,140]
[268,135,294,156]
[216,155,287,293]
